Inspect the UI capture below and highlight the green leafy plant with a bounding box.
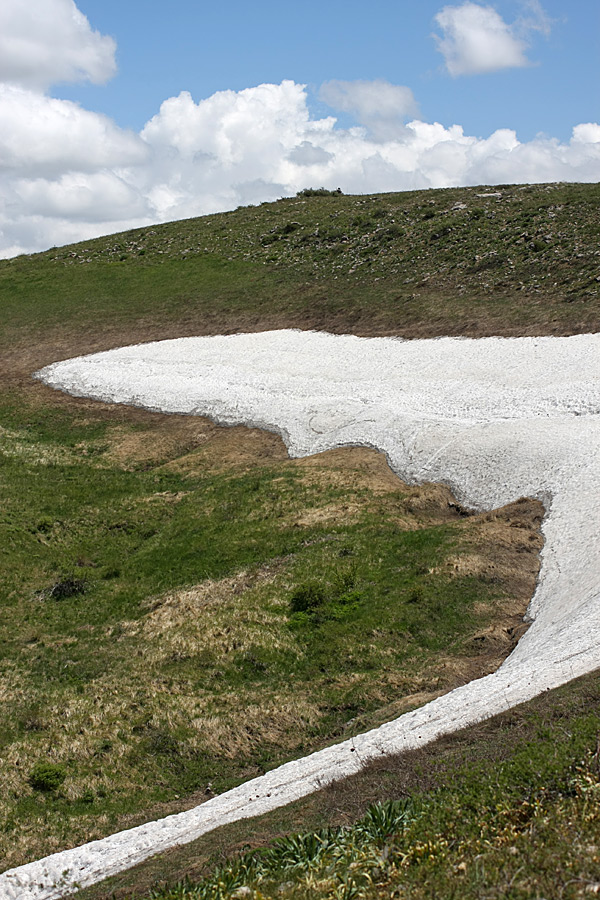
[28,761,66,793]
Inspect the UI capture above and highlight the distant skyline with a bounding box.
[1,0,598,257]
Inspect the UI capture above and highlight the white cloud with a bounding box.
[0,0,116,90]
[433,2,545,76]
[135,81,337,220]
[0,1,590,259]
[288,142,334,166]
[0,0,147,258]
[15,171,149,222]
[0,85,147,175]
[572,123,600,144]
[1,80,599,259]
[141,81,319,164]
[319,79,419,139]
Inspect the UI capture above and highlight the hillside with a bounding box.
[0,182,599,898]
[2,183,600,370]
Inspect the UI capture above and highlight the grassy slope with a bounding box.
[0,181,598,891]
[2,182,600,361]
[81,668,600,900]
[0,406,541,868]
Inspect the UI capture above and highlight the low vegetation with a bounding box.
[79,669,600,900]
[0,393,541,868]
[0,181,598,889]
[2,183,599,363]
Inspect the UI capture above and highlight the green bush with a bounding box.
[289,582,327,613]
[296,187,343,198]
[28,761,66,792]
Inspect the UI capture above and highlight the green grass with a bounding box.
[1,397,534,868]
[81,669,600,900]
[1,182,599,358]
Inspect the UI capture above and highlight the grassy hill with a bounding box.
[0,181,599,897]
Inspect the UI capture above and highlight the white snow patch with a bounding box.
[2,330,600,899]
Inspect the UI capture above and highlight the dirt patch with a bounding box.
[160,426,288,475]
[289,446,403,493]
[104,420,214,469]
[291,501,362,527]
[460,497,544,602]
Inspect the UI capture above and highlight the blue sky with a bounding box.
[0,0,598,257]
[57,0,598,141]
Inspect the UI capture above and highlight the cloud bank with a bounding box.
[319,79,420,140]
[0,0,598,258]
[2,77,600,259]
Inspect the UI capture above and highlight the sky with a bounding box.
[0,0,598,258]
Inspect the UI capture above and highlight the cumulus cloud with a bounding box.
[433,2,548,76]
[0,85,147,175]
[0,84,150,255]
[319,79,419,140]
[288,141,334,166]
[135,81,335,220]
[14,171,149,222]
[0,0,592,259]
[1,80,599,258]
[572,123,600,144]
[0,0,148,256]
[0,0,116,90]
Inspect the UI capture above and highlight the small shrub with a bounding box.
[29,761,66,792]
[263,828,335,869]
[35,517,54,534]
[289,582,327,613]
[356,798,415,840]
[280,222,300,234]
[331,564,357,594]
[46,578,86,600]
[384,224,405,239]
[296,187,343,198]
[351,215,374,230]
[408,587,423,604]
